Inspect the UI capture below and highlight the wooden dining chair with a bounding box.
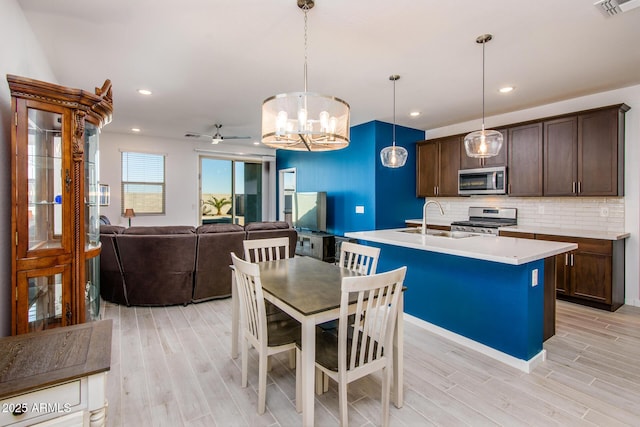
[337,241,380,275]
[230,252,301,415]
[296,266,407,427]
[243,236,290,263]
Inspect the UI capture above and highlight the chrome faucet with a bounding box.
[422,199,445,235]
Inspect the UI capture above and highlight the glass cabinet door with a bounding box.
[23,106,70,257]
[16,265,72,334]
[85,121,100,249]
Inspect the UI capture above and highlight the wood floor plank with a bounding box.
[104,298,640,427]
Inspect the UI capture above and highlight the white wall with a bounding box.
[0,0,58,336]
[99,132,276,227]
[426,85,640,307]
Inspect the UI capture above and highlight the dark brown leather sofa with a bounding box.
[99,221,297,306]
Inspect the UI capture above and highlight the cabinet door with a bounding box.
[416,141,438,197]
[438,136,461,196]
[571,252,612,304]
[460,128,507,169]
[554,253,571,295]
[578,108,619,196]
[15,264,72,335]
[508,123,543,196]
[15,100,73,261]
[544,116,577,196]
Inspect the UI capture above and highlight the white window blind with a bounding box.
[121,152,165,214]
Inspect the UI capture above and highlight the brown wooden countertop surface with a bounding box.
[0,319,112,399]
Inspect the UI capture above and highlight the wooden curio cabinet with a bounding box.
[8,75,113,335]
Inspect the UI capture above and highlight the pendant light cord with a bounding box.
[303,7,309,92]
[481,39,486,130]
[392,77,396,146]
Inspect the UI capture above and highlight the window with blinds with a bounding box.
[121,151,165,214]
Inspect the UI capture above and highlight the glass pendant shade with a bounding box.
[464,33,503,159]
[261,91,350,151]
[380,145,408,168]
[381,74,408,168]
[463,126,503,158]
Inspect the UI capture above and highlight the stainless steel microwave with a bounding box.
[458,166,507,195]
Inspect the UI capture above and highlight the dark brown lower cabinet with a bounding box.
[503,231,625,312]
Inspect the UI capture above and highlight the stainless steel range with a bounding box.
[450,207,517,236]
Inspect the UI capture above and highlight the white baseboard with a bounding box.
[403,313,546,374]
[624,298,640,308]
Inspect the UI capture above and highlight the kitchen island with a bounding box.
[344,228,577,372]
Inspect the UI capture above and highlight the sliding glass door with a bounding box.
[200,157,262,226]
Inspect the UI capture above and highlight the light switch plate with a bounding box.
[355,205,364,214]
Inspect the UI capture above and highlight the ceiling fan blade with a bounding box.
[185,132,213,139]
[221,135,252,140]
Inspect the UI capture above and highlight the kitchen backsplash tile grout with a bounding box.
[422,196,625,232]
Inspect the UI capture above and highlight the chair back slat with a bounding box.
[231,253,267,348]
[338,242,380,275]
[339,266,406,373]
[243,237,290,263]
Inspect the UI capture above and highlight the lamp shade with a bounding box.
[463,128,504,158]
[261,92,350,151]
[123,208,135,218]
[380,145,408,168]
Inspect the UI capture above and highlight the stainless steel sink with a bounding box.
[399,228,477,239]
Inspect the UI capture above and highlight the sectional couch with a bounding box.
[99,221,297,306]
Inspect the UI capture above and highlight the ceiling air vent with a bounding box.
[594,0,640,16]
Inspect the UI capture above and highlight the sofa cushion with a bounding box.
[196,223,244,234]
[100,225,126,234]
[123,226,195,235]
[244,221,291,231]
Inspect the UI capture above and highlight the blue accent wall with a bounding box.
[276,121,425,236]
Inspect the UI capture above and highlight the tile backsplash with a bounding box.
[424,196,625,232]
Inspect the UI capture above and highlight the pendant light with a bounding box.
[463,34,503,158]
[261,0,350,151]
[380,75,408,168]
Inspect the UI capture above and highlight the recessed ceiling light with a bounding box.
[253,142,260,145]
[137,89,152,95]
[499,86,514,93]
[131,128,141,132]
[409,111,421,117]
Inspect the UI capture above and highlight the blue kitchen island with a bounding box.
[345,228,577,372]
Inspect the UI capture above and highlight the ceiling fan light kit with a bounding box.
[380,75,408,168]
[463,33,504,159]
[261,0,350,152]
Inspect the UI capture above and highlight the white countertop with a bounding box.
[498,225,629,241]
[404,219,629,241]
[345,228,577,265]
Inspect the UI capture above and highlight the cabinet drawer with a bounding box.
[499,230,535,239]
[536,234,612,255]
[0,379,85,426]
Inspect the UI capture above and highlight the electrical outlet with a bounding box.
[600,207,609,217]
[532,269,539,287]
[538,205,545,215]
[355,205,365,214]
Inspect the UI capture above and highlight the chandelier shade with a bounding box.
[261,91,350,151]
[464,33,503,159]
[261,0,350,152]
[381,74,408,168]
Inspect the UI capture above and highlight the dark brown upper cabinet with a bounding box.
[544,116,578,196]
[544,105,628,197]
[416,135,461,197]
[507,123,543,196]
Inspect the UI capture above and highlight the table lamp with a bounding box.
[124,208,135,227]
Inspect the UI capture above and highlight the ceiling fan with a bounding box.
[185,124,251,144]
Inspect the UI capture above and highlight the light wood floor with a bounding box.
[102,299,640,426]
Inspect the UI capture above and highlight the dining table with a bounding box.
[230,255,404,426]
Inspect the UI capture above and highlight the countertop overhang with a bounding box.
[345,228,577,265]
